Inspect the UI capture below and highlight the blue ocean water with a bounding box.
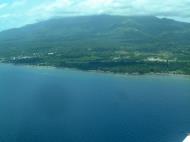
[0,64,190,142]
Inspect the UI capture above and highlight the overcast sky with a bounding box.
[0,0,190,31]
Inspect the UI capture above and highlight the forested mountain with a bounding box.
[0,15,190,74]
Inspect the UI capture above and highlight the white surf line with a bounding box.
[183,135,190,142]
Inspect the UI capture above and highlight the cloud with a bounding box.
[52,0,190,18]
[10,0,27,8]
[119,0,190,17]
[0,3,8,9]
[27,0,72,20]
[1,0,190,31]
[0,14,11,18]
[29,0,72,14]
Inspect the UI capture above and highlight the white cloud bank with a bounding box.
[0,3,8,9]
[183,135,190,142]
[0,0,190,31]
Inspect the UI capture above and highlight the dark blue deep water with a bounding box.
[0,64,190,142]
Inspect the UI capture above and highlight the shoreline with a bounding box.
[1,62,190,78]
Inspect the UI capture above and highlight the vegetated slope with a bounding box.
[0,15,190,74]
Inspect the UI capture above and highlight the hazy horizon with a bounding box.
[1,14,190,32]
[0,0,190,31]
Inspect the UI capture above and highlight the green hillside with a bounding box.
[0,15,190,74]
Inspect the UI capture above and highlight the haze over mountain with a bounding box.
[1,0,190,31]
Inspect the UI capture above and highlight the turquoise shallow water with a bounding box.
[0,64,190,142]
